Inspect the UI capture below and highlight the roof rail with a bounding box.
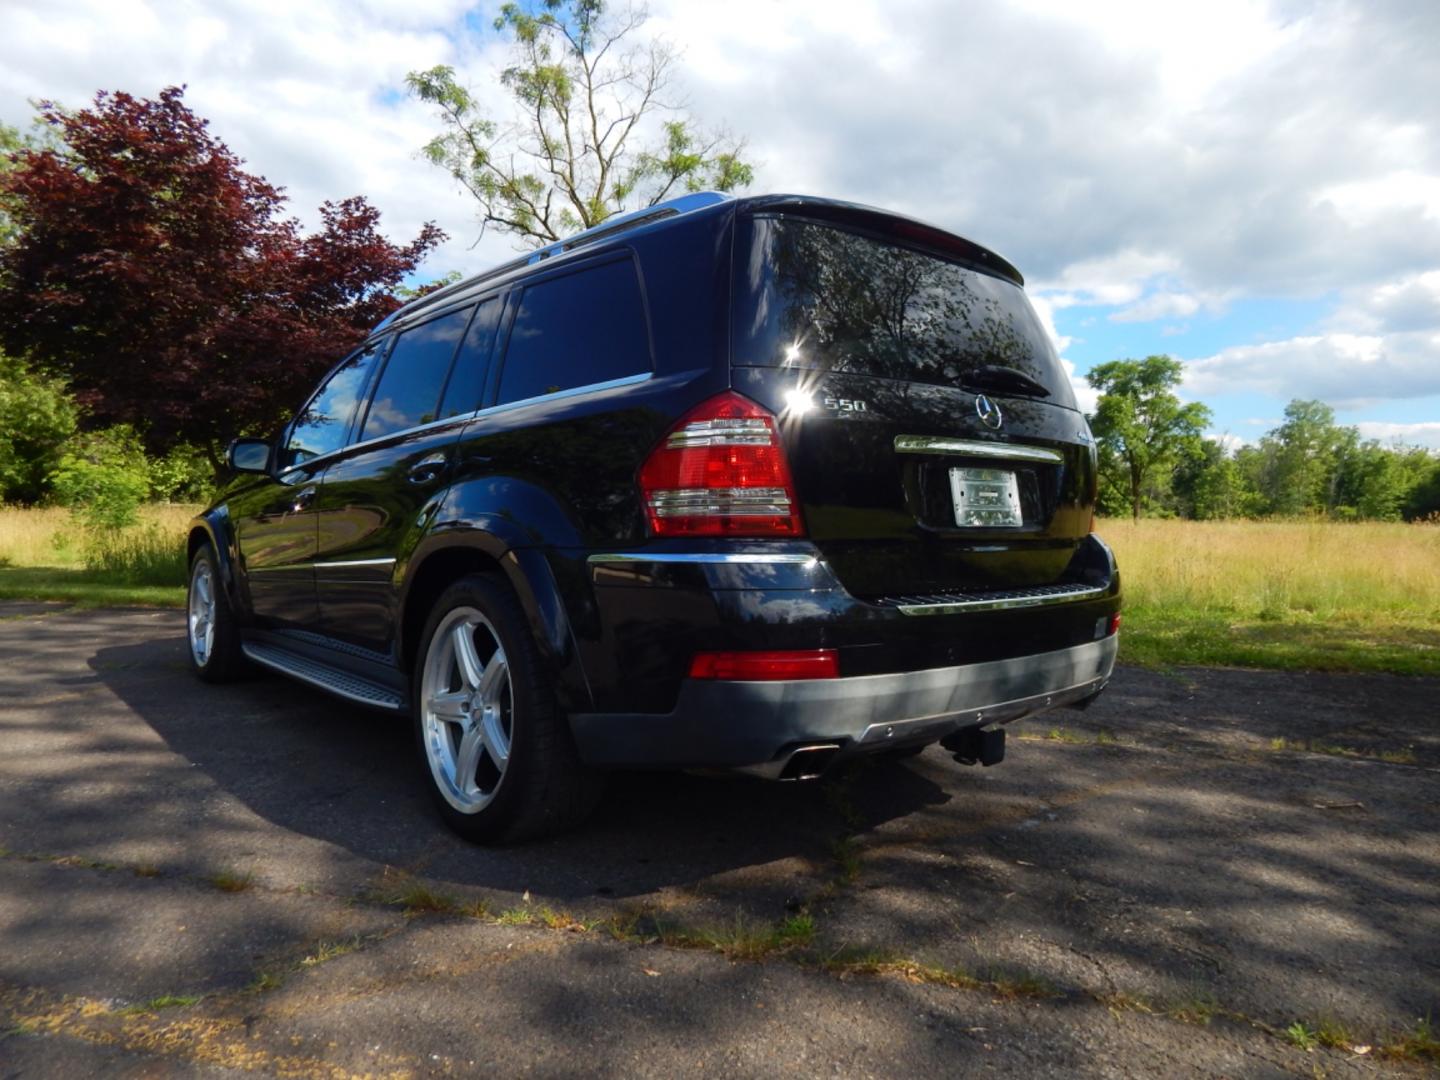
[373,191,733,334]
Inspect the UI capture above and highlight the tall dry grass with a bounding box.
[1099,517,1440,620]
[0,504,197,583]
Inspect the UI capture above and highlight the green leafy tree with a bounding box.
[1260,399,1355,515]
[0,351,77,504]
[407,0,753,246]
[50,425,151,529]
[1172,438,1256,520]
[1088,355,1211,521]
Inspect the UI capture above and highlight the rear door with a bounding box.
[731,213,1097,598]
[311,300,498,651]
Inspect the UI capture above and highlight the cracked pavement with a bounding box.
[1,602,1437,1077]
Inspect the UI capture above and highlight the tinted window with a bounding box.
[438,297,500,419]
[361,307,472,441]
[497,259,650,405]
[733,218,1077,409]
[285,341,386,467]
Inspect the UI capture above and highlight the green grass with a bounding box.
[1103,518,1440,676]
[0,504,194,608]
[0,566,185,607]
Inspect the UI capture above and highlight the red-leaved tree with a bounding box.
[0,87,444,468]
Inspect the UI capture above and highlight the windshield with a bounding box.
[732,216,1077,409]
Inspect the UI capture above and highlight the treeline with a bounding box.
[1090,357,1440,523]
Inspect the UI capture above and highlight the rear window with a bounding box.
[733,217,1076,409]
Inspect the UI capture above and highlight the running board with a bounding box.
[241,642,406,711]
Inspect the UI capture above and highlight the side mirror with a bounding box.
[226,437,272,474]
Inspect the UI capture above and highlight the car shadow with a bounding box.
[89,636,951,906]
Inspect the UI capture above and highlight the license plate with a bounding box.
[950,467,1022,527]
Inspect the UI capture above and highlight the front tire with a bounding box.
[412,573,602,843]
[187,544,247,683]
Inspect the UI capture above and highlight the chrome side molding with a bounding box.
[587,552,818,566]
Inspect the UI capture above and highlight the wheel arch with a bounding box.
[187,507,245,612]
[399,528,593,713]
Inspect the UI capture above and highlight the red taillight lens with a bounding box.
[638,391,802,537]
[688,649,839,681]
[1108,612,1122,636]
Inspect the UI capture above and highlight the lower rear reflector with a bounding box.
[688,649,839,681]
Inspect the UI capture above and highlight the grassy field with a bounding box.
[1,507,1437,675]
[0,505,194,607]
[1101,518,1440,676]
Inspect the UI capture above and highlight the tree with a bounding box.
[1088,355,1211,521]
[0,351,76,504]
[0,88,444,466]
[1259,399,1355,515]
[1172,438,1255,520]
[407,0,752,246]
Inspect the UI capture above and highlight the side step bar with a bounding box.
[241,642,406,712]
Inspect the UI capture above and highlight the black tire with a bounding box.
[186,544,248,683]
[411,573,603,843]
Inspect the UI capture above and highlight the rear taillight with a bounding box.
[689,649,839,680]
[1108,612,1122,636]
[639,391,802,537]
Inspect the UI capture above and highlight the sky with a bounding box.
[3,0,1438,448]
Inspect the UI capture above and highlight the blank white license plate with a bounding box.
[950,467,1022,527]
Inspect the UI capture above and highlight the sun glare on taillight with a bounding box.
[638,391,803,537]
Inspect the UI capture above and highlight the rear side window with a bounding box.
[497,258,650,406]
[438,297,501,419]
[284,341,386,468]
[360,306,472,441]
[733,217,1077,409]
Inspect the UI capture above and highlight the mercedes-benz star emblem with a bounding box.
[975,394,1003,430]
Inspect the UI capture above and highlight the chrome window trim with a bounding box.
[893,435,1063,464]
[277,371,655,479]
[894,583,1108,616]
[587,552,818,566]
[477,371,652,418]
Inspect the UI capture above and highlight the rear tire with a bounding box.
[187,544,248,683]
[412,573,603,843]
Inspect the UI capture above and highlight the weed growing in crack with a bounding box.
[207,869,254,893]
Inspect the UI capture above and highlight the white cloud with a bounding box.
[1354,421,1440,450]
[1205,432,1248,452]
[1109,291,1204,323]
[1182,331,1440,407]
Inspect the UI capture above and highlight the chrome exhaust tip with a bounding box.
[778,743,842,781]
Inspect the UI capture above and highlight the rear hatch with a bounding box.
[729,202,1098,598]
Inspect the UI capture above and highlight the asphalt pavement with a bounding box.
[1,602,1436,1077]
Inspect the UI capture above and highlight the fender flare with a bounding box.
[399,522,593,712]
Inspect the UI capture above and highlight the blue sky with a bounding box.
[2,0,1437,447]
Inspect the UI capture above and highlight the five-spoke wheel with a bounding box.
[411,574,602,842]
[419,607,514,813]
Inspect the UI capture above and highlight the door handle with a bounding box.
[290,486,317,512]
[407,453,448,485]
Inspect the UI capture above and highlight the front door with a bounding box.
[235,341,388,626]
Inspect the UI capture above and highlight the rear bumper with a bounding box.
[570,634,1118,770]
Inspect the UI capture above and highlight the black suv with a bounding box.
[187,192,1121,842]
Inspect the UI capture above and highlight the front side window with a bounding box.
[284,341,386,468]
[360,306,473,441]
[496,258,650,406]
